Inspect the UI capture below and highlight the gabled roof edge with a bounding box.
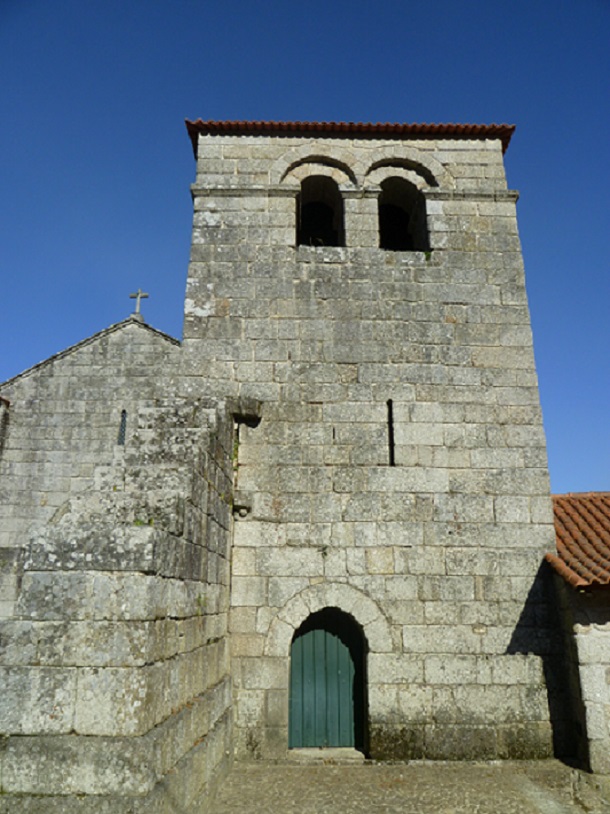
[0,317,180,389]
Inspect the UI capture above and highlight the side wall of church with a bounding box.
[555,580,610,774]
[181,132,562,761]
[0,329,235,812]
[0,321,179,562]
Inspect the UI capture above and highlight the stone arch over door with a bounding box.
[265,582,393,657]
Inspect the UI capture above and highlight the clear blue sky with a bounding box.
[1,0,608,493]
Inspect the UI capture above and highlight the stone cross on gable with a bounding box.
[129,288,149,318]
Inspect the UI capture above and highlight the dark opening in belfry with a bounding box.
[378,177,429,251]
[297,175,345,247]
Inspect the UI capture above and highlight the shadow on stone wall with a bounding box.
[506,561,588,768]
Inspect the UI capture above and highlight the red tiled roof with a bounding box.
[546,493,610,589]
[185,120,516,157]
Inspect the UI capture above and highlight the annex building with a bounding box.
[0,120,609,813]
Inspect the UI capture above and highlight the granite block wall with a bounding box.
[555,579,610,774]
[0,122,591,809]
[0,327,236,811]
[181,131,560,761]
[0,319,180,559]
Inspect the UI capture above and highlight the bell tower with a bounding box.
[182,120,560,760]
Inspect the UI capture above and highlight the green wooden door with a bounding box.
[289,626,355,748]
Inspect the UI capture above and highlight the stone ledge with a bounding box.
[286,747,365,764]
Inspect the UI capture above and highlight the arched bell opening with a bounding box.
[378,176,429,251]
[289,607,367,751]
[297,176,345,247]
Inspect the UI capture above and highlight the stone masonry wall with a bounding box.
[181,132,560,761]
[0,326,236,811]
[0,318,179,560]
[0,123,579,810]
[555,580,610,774]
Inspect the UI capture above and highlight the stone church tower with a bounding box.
[0,121,569,812]
[182,120,560,761]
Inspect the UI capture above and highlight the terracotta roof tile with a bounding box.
[546,493,610,589]
[185,120,516,157]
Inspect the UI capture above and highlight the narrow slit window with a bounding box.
[117,409,127,446]
[387,399,395,466]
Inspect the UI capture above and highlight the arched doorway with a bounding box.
[289,607,366,749]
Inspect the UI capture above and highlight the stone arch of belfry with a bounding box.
[272,142,453,191]
[364,165,431,192]
[364,149,453,190]
[281,160,356,190]
[273,145,358,186]
[264,582,393,657]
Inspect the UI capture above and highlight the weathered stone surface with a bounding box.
[0,124,596,812]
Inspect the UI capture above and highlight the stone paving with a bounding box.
[211,760,610,814]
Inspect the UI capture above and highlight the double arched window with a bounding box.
[294,171,429,251]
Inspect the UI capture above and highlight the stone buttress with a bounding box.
[0,321,238,812]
